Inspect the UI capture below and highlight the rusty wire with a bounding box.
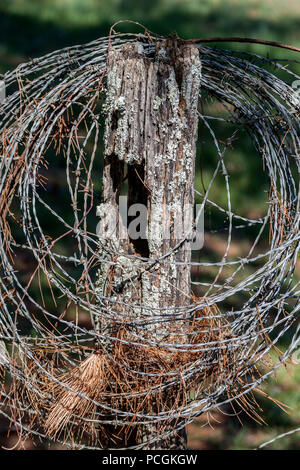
[0,31,299,449]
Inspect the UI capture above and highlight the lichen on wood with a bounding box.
[97,39,201,448]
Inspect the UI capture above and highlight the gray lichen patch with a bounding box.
[153,95,163,111]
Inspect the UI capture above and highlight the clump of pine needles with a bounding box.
[16,304,240,447]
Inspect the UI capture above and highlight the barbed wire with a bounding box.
[0,30,299,449]
[256,426,300,449]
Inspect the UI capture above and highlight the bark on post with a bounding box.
[97,40,201,449]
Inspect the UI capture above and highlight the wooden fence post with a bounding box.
[97,40,201,449]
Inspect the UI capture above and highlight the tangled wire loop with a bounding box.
[0,32,299,449]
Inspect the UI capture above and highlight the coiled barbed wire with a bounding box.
[0,30,299,449]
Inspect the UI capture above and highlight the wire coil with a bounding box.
[0,32,299,449]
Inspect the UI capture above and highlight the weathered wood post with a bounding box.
[97,40,201,449]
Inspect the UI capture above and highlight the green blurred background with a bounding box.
[0,0,300,450]
[1,0,300,73]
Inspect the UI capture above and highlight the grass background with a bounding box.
[0,0,300,450]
